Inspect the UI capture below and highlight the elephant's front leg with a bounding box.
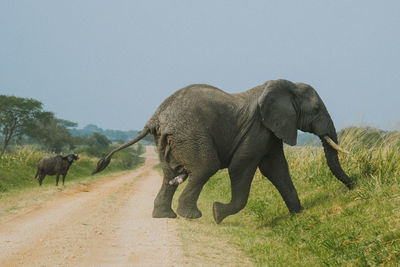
[258,142,303,214]
[213,165,258,224]
[152,180,178,218]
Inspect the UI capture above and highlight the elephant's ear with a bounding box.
[257,80,298,146]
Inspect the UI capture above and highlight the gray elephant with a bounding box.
[35,154,79,186]
[92,79,354,224]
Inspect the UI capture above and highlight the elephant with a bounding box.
[92,79,354,224]
[35,154,79,186]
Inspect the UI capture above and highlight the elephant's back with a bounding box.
[146,84,237,132]
[149,84,237,133]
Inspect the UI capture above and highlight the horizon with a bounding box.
[70,123,398,134]
[1,1,399,131]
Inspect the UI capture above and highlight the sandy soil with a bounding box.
[0,147,183,266]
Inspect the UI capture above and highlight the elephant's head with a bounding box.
[258,79,354,189]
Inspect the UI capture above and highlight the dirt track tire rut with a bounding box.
[0,147,183,266]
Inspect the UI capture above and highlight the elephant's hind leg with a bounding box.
[153,182,178,218]
[152,164,179,218]
[176,167,218,219]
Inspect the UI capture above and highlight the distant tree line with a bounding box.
[69,124,154,144]
[9,95,392,154]
[296,132,320,146]
[0,95,151,157]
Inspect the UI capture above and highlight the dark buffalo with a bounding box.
[35,154,79,186]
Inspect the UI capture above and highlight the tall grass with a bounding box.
[0,144,144,193]
[339,127,400,186]
[175,127,400,266]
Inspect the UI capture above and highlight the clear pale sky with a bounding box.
[1,1,399,131]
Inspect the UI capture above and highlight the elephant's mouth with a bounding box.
[169,172,188,185]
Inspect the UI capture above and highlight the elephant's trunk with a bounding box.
[320,133,354,190]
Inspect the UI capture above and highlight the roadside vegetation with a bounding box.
[0,144,144,193]
[0,94,146,194]
[175,127,400,266]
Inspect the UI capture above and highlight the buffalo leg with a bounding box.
[39,174,45,186]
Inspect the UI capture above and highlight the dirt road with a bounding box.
[0,147,183,266]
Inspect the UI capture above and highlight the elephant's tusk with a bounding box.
[324,136,350,154]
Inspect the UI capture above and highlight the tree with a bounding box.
[92,132,111,148]
[73,132,112,157]
[0,95,43,155]
[26,112,77,153]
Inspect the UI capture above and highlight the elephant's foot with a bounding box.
[152,206,177,218]
[176,205,202,219]
[212,202,227,224]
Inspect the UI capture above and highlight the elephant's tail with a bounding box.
[92,127,150,174]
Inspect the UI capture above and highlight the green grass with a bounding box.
[0,144,144,193]
[175,127,400,266]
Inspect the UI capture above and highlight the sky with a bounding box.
[1,1,399,131]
